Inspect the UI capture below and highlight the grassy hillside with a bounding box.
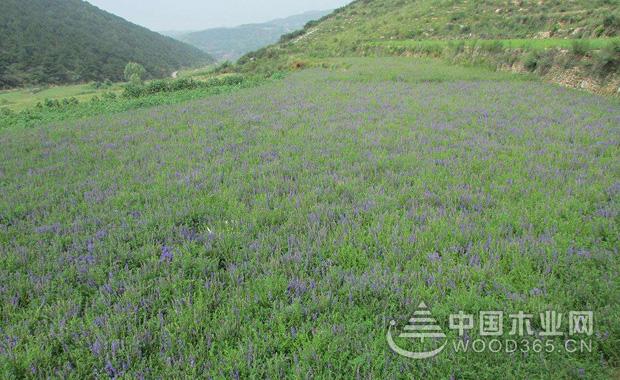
[262,0,619,55]
[236,0,620,89]
[1,57,618,378]
[0,0,213,89]
[175,11,331,62]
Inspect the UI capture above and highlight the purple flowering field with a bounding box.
[0,58,619,378]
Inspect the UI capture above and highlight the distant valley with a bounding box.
[169,10,332,62]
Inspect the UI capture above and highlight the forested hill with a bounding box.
[0,0,213,89]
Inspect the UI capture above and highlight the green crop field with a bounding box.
[0,83,123,112]
[2,0,619,377]
[1,57,618,378]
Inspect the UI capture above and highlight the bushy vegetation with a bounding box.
[1,58,618,378]
[593,40,620,75]
[122,75,245,98]
[570,40,592,56]
[0,74,264,129]
[0,0,213,89]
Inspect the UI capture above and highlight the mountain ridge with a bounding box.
[174,10,332,62]
[0,0,213,89]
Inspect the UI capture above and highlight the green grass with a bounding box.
[1,57,618,378]
[239,0,619,70]
[353,37,620,86]
[0,75,270,129]
[0,67,246,115]
[175,65,218,79]
[324,57,537,82]
[367,38,620,51]
[0,83,123,111]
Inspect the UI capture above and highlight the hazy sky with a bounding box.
[86,0,353,31]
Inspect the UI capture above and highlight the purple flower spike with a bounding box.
[428,252,441,262]
[160,246,174,264]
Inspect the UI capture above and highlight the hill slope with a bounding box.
[238,0,619,67]
[0,0,213,88]
[175,10,332,62]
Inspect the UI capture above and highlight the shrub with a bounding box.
[102,92,117,100]
[570,40,591,56]
[593,40,620,76]
[44,98,61,108]
[480,40,504,54]
[415,43,443,57]
[39,97,79,109]
[122,83,145,98]
[602,13,620,35]
[144,80,170,94]
[447,41,466,57]
[122,75,246,98]
[62,97,79,106]
[279,30,305,44]
[92,80,113,90]
[535,50,555,75]
[406,30,421,39]
[304,20,320,29]
[523,51,540,71]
